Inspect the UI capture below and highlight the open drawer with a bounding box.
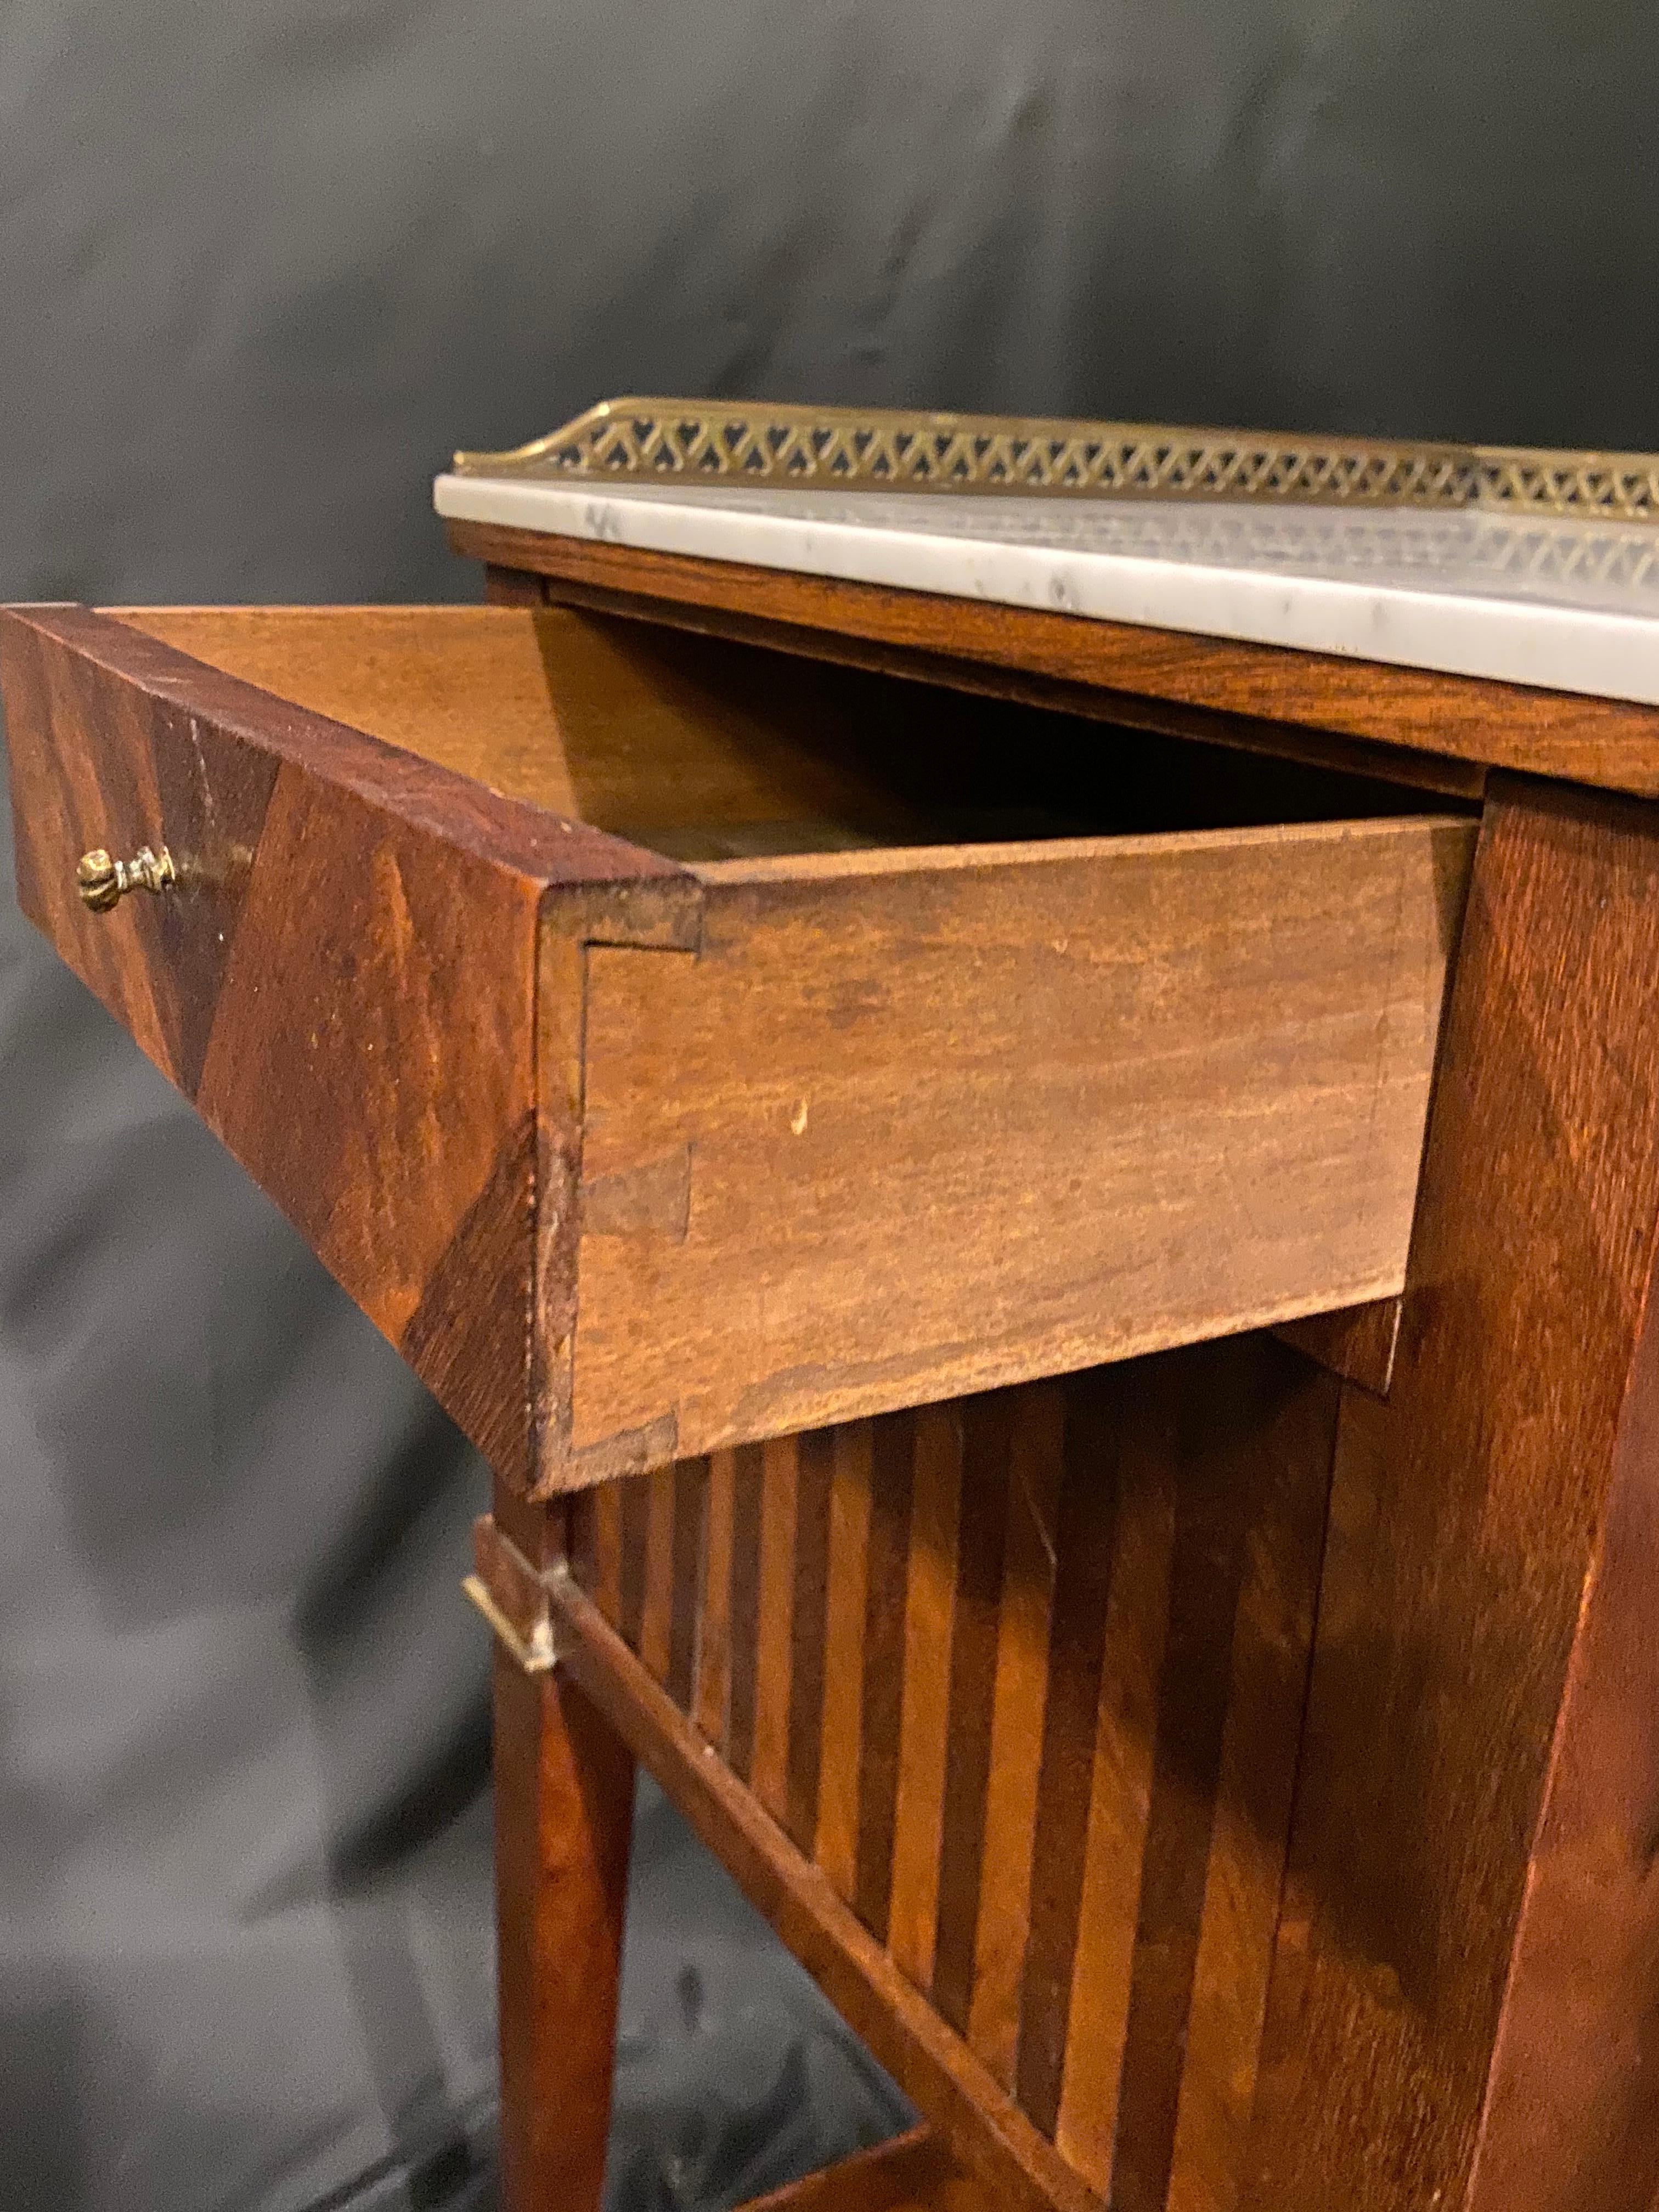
[0,602,1473,1493]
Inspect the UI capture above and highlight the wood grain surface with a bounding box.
[753,1433,803,1825]
[484,563,549,607]
[1463,1274,1659,2212]
[964,1387,1065,2088]
[1015,1373,1127,2139]
[856,1414,918,1946]
[448,520,1659,800]
[116,602,984,859]
[1052,1382,1180,2191]
[27,565,1659,2211]
[550,1559,1101,2212]
[570,820,1471,1462]
[490,1477,634,2212]
[1272,1295,1402,1396]
[668,1456,708,1712]
[888,1405,964,1995]
[786,1427,837,1855]
[0,603,694,1488]
[1240,775,1659,2212]
[726,1444,766,1782]
[695,1450,737,1744]
[1120,1343,1338,2212]
[816,1420,876,1905]
[578,1342,1338,2212]
[932,1393,1018,2040]
[639,1465,678,1683]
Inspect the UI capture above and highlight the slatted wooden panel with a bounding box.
[574,1334,1340,2212]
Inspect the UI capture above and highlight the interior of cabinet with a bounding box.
[114,603,1454,862]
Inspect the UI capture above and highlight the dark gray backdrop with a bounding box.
[3,5,1656,2208]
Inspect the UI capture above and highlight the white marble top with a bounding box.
[433,472,1659,706]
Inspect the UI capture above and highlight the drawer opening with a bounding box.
[114,603,1459,865]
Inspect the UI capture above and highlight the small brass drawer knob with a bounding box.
[76,844,177,912]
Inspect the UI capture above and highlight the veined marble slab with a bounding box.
[433,472,1659,707]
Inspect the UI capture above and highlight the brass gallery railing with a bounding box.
[453,397,1659,523]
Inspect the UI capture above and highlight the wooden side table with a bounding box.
[6,404,1658,2212]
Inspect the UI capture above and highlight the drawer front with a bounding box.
[0,603,690,1486]
[565,819,1475,1478]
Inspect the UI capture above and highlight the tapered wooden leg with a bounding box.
[489,1488,635,2212]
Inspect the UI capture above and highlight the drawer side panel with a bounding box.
[568,816,1473,1466]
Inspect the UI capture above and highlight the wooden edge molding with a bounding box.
[542,1562,1102,2212]
[1272,1297,1402,1397]
[735,2125,991,2211]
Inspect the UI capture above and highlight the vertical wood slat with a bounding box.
[549,1564,1103,2212]
[618,1474,651,1654]
[1053,1373,1180,2190]
[889,1403,966,1992]
[932,1392,1017,2034]
[726,1443,767,1783]
[668,1457,709,1713]
[586,1479,627,1627]
[966,1385,1066,2089]
[640,1465,678,1684]
[696,1449,738,1748]
[856,1410,919,1943]
[816,1420,875,1902]
[1164,1351,1336,2212]
[753,1435,802,1822]
[566,1343,1338,2212]
[1041,1340,1341,2209]
[1110,1345,1283,2212]
[1015,1373,1125,2134]
[786,1426,837,1854]
[566,1489,597,1597]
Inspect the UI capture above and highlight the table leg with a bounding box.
[489,1492,635,2212]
